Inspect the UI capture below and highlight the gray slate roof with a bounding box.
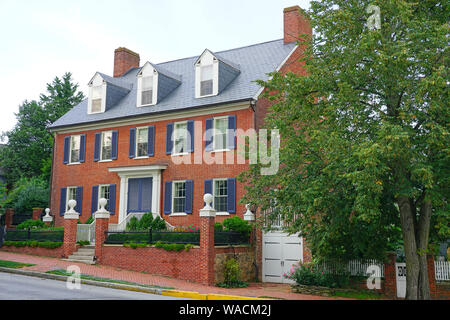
[50,39,296,130]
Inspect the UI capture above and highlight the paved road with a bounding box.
[0,272,190,300]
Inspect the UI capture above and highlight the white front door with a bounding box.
[262,231,303,283]
[395,262,406,298]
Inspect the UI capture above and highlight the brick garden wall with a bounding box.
[0,245,64,258]
[215,246,255,283]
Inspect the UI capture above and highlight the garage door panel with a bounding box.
[263,243,282,259]
[283,243,302,261]
[264,259,282,277]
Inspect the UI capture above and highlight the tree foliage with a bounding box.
[239,0,448,300]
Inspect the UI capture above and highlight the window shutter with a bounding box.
[75,186,83,215]
[205,118,213,151]
[129,128,136,158]
[185,180,193,214]
[60,188,67,216]
[227,178,236,213]
[148,126,155,157]
[204,179,212,206]
[166,123,173,155]
[91,185,98,215]
[94,133,101,162]
[163,181,172,214]
[79,134,86,163]
[63,137,70,164]
[111,130,118,160]
[187,120,194,153]
[227,115,236,150]
[109,184,116,215]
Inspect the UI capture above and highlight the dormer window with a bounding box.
[91,85,103,113]
[137,62,158,107]
[88,73,106,114]
[200,64,214,96]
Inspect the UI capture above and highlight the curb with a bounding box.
[0,267,270,300]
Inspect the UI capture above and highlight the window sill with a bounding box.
[134,156,150,160]
[99,159,113,163]
[216,212,230,216]
[171,152,190,157]
[169,213,188,217]
[138,103,156,107]
[67,162,81,166]
[210,149,231,153]
[196,93,217,99]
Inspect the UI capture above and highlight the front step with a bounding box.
[63,245,96,265]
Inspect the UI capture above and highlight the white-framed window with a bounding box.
[173,121,188,155]
[213,179,228,213]
[91,85,103,113]
[136,127,149,158]
[213,117,229,151]
[66,187,77,211]
[100,131,113,161]
[200,64,214,96]
[69,135,81,164]
[172,181,186,214]
[98,185,110,211]
[141,76,154,105]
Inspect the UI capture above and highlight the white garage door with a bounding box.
[262,231,303,283]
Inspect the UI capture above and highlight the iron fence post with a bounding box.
[27,227,31,241]
[149,227,152,244]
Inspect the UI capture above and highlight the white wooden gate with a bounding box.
[395,262,407,298]
[262,231,303,283]
[76,222,95,243]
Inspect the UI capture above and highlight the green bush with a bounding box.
[137,213,153,230]
[84,216,94,225]
[217,257,248,288]
[214,222,223,232]
[77,240,90,246]
[126,213,167,231]
[1,177,49,213]
[222,217,252,237]
[284,262,351,289]
[16,219,45,230]
[3,240,63,249]
[126,216,139,231]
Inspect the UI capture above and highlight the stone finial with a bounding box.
[94,198,110,219]
[200,193,216,217]
[243,204,255,222]
[43,208,53,222]
[64,200,79,219]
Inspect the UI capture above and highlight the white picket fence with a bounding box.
[320,259,385,278]
[76,221,95,243]
[435,260,450,281]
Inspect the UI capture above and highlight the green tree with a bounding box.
[0,73,84,186]
[239,1,448,300]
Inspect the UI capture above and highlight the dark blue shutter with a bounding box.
[60,188,67,216]
[63,137,70,164]
[91,185,99,215]
[75,186,83,215]
[205,118,213,151]
[148,126,155,157]
[94,133,101,162]
[204,179,213,206]
[164,181,172,214]
[227,115,236,150]
[109,184,116,215]
[79,134,86,163]
[111,130,118,160]
[227,178,236,213]
[187,120,194,153]
[129,128,136,158]
[185,180,193,214]
[166,123,173,154]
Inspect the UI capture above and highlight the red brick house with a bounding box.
[48,6,311,283]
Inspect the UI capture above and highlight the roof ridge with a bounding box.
[155,38,284,67]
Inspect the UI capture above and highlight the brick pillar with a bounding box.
[94,198,110,263]
[5,208,14,229]
[199,194,216,286]
[32,208,43,221]
[427,254,437,298]
[63,200,79,258]
[302,238,313,263]
[384,252,397,298]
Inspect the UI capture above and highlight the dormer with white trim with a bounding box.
[88,73,107,114]
[87,72,132,115]
[195,49,240,99]
[137,61,181,107]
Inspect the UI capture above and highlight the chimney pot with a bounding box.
[113,47,140,77]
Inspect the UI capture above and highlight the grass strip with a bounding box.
[0,259,35,269]
[45,269,174,290]
[332,290,385,299]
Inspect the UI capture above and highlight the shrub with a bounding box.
[3,240,62,249]
[284,262,351,289]
[126,213,167,231]
[222,217,252,237]
[137,213,154,230]
[77,240,90,246]
[84,216,94,225]
[126,216,139,231]
[16,219,45,230]
[2,177,49,213]
[214,222,223,232]
[217,257,248,288]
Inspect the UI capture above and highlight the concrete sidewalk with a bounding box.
[0,251,349,300]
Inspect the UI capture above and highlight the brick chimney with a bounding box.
[113,47,140,77]
[283,6,312,44]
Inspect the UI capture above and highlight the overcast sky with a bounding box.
[0,0,310,138]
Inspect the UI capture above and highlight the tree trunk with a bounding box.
[398,196,432,300]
